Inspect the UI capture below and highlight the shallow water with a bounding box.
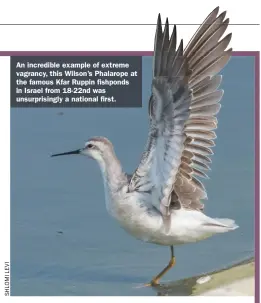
[10,56,255,295]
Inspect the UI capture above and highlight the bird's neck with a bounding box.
[97,152,127,193]
[96,152,128,216]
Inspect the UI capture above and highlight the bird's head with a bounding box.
[51,136,114,165]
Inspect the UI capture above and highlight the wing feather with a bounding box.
[129,7,232,215]
[175,8,232,211]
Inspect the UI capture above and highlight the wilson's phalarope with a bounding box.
[51,7,238,286]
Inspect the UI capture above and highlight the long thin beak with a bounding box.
[51,149,82,157]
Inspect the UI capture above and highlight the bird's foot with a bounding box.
[134,279,160,289]
[143,279,160,287]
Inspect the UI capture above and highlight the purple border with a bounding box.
[254,51,260,302]
[0,51,258,56]
[4,50,260,299]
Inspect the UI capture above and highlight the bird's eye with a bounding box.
[87,144,94,149]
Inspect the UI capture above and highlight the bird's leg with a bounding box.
[146,246,175,287]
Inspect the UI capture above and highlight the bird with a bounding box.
[51,6,238,287]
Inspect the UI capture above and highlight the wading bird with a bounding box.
[52,7,238,286]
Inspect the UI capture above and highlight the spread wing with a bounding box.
[128,7,232,216]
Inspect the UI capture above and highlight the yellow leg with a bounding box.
[146,246,175,287]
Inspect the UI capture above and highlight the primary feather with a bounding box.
[128,7,232,216]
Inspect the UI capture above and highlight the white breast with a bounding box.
[107,190,162,242]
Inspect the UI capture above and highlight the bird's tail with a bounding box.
[214,218,239,229]
[203,217,239,233]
